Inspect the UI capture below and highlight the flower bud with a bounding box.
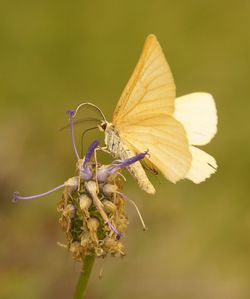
[63,204,75,219]
[81,232,90,250]
[102,199,117,214]
[88,217,100,231]
[79,194,92,211]
[96,165,110,182]
[80,159,93,181]
[87,217,100,245]
[64,176,78,192]
[85,180,99,197]
[101,184,118,196]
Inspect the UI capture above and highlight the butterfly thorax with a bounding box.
[104,123,124,157]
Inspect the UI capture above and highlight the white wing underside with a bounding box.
[185,146,217,183]
[174,93,217,146]
[174,93,218,183]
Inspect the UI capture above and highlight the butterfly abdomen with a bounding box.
[105,124,156,194]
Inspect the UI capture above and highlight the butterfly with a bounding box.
[76,34,217,194]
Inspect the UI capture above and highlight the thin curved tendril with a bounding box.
[117,192,147,230]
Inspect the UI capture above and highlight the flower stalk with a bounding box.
[73,255,95,299]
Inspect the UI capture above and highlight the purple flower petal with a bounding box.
[107,221,121,240]
[13,183,65,202]
[81,140,99,181]
[97,151,148,182]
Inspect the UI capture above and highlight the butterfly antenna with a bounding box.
[74,102,107,123]
[59,117,100,131]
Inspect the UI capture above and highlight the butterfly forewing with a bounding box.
[113,34,176,125]
[111,35,191,185]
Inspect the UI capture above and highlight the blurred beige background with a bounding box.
[1,1,250,298]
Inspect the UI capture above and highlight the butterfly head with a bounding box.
[98,121,113,132]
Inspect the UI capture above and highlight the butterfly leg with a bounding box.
[96,146,111,155]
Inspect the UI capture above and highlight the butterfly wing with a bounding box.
[174,92,218,183]
[112,34,192,183]
[118,115,192,183]
[113,34,176,124]
[174,93,217,146]
[185,146,217,183]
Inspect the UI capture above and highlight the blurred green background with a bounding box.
[1,0,250,298]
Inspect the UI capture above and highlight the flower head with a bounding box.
[14,108,148,261]
[57,141,147,260]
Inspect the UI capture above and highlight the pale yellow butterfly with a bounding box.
[76,34,217,194]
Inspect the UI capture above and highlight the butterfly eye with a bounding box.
[100,122,107,131]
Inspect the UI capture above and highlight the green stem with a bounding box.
[73,255,95,299]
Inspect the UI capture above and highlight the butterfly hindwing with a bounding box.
[119,115,192,183]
